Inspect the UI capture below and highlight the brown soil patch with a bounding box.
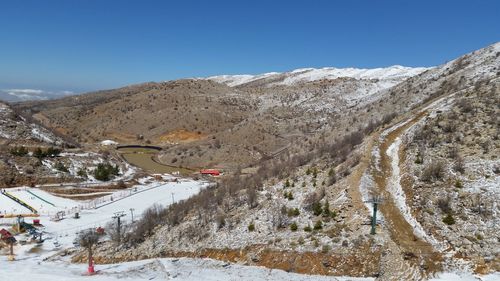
[53,193,111,201]
[155,129,206,144]
[104,131,137,143]
[32,113,51,126]
[347,138,375,212]
[74,244,381,277]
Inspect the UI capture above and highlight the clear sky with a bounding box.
[0,0,499,94]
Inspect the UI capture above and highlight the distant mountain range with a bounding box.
[1,65,430,102]
[0,88,75,102]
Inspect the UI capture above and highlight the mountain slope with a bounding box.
[82,42,500,279]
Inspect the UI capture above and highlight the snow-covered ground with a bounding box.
[1,256,375,281]
[1,177,208,249]
[0,175,380,281]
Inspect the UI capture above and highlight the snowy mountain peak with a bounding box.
[207,65,431,87]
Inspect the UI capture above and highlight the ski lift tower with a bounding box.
[112,211,126,243]
[365,195,384,235]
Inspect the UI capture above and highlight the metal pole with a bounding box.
[371,202,378,235]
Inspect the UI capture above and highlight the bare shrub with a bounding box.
[78,229,99,268]
[457,98,473,113]
[421,161,445,182]
[130,204,166,243]
[452,156,465,173]
[447,146,459,159]
[246,187,258,209]
[215,212,226,229]
[270,203,287,229]
[436,197,452,214]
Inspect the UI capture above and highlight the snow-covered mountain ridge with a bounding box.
[207,65,432,87]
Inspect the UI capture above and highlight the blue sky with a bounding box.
[0,0,499,94]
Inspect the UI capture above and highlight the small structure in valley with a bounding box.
[200,169,221,176]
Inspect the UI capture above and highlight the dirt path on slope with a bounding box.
[372,111,443,277]
[347,138,375,212]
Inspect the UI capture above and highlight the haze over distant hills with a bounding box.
[0,88,75,102]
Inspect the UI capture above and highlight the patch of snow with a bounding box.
[101,139,118,146]
[359,172,376,212]
[279,65,430,86]
[430,271,500,281]
[386,137,443,249]
[0,256,375,281]
[207,72,279,87]
[30,127,54,143]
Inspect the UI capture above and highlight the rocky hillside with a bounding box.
[12,65,431,171]
[77,43,499,278]
[402,78,499,273]
[0,102,127,187]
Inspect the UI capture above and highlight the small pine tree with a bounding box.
[312,202,322,216]
[290,222,298,231]
[304,225,312,232]
[33,147,45,159]
[54,162,69,172]
[442,214,455,225]
[328,168,337,185]
[284,179,290,188]
[248,222,255,231]
[323,201,331,217]
[306,168,311,175]
[77,168,88,178]
[415,151,423,164]
[314,220,323,230]
[287,207,300,217]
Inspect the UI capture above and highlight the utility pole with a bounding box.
[112,212,126,243]
[171,192,175,204]
[129,208,135,223]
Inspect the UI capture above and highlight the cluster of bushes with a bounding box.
[10,146,28,156]
[115,204,167,244]
[54,162,69,172]
[9,146,61,158]
[93,163,119,181]
[34,147,61,159]
[310,199,334,218]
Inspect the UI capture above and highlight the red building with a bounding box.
[200,169,221,176]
